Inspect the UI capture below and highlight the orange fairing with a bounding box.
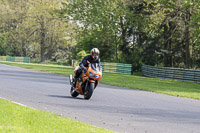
[86,66,102,80]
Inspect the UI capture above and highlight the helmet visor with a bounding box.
[93,53,99,59]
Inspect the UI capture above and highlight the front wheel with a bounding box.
[84,82,94,100]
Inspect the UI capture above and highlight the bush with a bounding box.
[76,50,87,61]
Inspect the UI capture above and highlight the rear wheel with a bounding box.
[70,86,79,97]
[84,82,94,100]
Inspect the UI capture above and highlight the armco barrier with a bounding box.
[102,62,132,75]
[142,64,200,83]
[24,57,30,63]
[6,56,15,62]
[0,56,30,63]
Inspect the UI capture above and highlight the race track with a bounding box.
[0,64,200,133]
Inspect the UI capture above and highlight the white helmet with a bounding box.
[91,48,100,60]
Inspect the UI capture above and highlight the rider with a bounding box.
[73,48,102,86]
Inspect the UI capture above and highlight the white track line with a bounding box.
[0,97,27,107]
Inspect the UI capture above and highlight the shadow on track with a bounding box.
[47,95,84,100]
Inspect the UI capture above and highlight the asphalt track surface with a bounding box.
[0,64,200,133]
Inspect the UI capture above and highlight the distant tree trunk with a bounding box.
[119,16,129,55]
[46,35,55,59]
[169,39,173,67]
[115,34,118,61]
[163,24,169,67]
[163,22,175,67]
[168,22,173,67]
[40,16,46,62]
[120,16,127,52]
[184,9,191,68]
[22,38,27,56]
[163,23,173,67]
[40,31,46,62]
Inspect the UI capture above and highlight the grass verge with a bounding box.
[101,73,200,100]
[0,98,113,133]
[1,61,200,100]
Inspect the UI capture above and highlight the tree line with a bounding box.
[0,0,77,63]
[1,0,200,71]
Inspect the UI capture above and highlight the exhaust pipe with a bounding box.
[69,74,73,85]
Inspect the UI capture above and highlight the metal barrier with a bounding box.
[142,64,200,83]
[0,56,30,63]
[102,62,132,75]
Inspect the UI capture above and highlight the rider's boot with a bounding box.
[73,69,81,87]
[72,77,78,88]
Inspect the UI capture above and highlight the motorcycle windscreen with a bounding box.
[91,63,100,72]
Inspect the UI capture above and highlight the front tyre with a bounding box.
[84,82,94,100]
[70,86,79,97]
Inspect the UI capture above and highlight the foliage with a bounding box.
[0,35,8,55]
[76,50,87,61]
[59,0,125,62]
[1,0,200,70]
[57,0,200,70]
[0,0,77,62]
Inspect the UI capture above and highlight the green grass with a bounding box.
[1,61,200,100]
[0,61,74,76]
[101,73,200,100]
[0,98,113,133]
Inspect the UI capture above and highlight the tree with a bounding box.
[157,0,199,68]
[0,34,8,55]
[76,50,87,61]
[59,0,126,62]
[0,0,76,62]
[27,0,71,62]
[1,0,200,69]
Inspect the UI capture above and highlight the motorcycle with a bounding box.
[69,62,102,100]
